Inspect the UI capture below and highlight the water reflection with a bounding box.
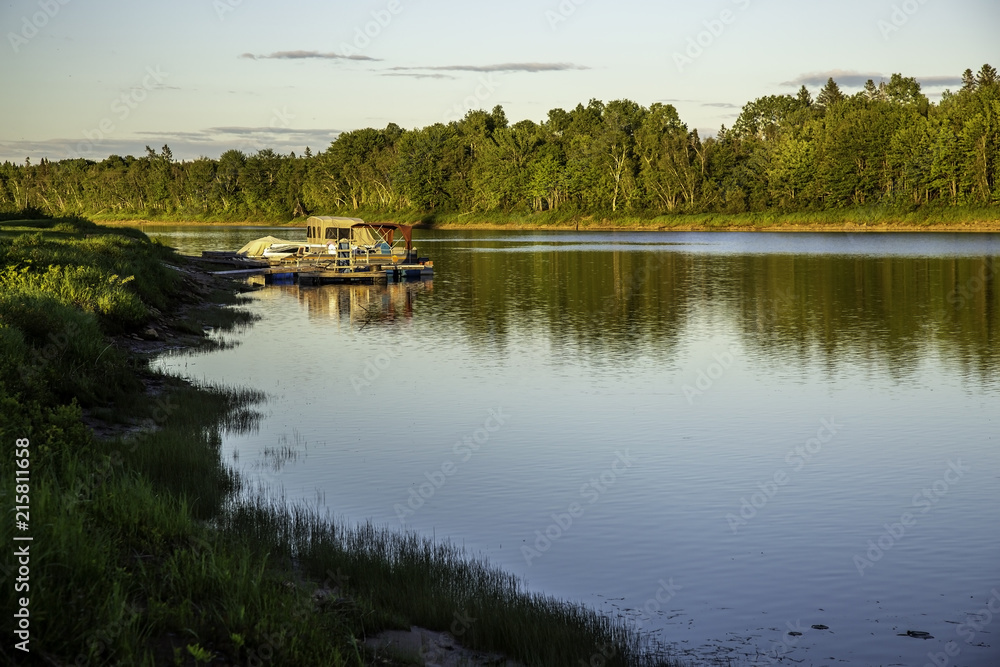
[275,279,433,326]
[148,225,1000,385]
[431,246,999,387]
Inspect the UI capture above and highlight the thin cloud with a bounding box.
[658,99,739,111]
[782,70,884,88]
[204,126,337,137]
[660,98,733,106]
[2,126,342,163]
[140,131,208,140]
[241,50,380,62]
[380,72,456,80]
[784,70,964,90]
[388,62,589,73]
[917,75,963,87]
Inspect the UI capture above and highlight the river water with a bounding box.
[152,226,1000,666]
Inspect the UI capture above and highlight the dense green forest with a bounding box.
[2,65,998,221]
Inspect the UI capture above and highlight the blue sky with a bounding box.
[1,0,997,162]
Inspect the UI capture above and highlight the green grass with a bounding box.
[81,201,1000,234]
[90,210,304,225]
[0,218,179,315]
[218,502,674,666]
[402,205,1000,231]
[0,215,685,666]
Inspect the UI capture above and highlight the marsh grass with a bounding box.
[210,497,681,667]
[237,505,674,666]
[259,431,307,472]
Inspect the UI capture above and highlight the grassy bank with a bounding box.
[0,217,677,666]
[88,210,302,226]
[86,204,1000,232]
[418,206,1000,232]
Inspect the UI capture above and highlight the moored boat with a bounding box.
[228,217,432,282]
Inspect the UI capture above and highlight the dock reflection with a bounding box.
[277,279,432,326]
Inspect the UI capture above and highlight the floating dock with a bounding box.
[211,261,432,286]
[202,217,433,286]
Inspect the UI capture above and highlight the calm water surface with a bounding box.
[154,227,1000,666]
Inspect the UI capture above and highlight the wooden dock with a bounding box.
[212,263,430,286]
[202,245,432,286]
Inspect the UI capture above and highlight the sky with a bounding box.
[1,0,998,163]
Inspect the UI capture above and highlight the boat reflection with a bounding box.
[273,279,432,326]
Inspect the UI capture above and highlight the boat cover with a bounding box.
[236,236,299,257]
[306,216,411,249]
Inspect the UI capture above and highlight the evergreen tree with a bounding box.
[976,64,998,87]
[863,79,883,101]
[816,77,845,111]
[962,68,977,92]
[796,85,813,107]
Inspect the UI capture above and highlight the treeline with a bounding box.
[2,64,998,220]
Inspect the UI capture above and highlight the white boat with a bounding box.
[260,243,327,260]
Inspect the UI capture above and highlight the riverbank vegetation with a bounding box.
[0,217,676,665]
[1,66,998,230]
[313,205,1000,232]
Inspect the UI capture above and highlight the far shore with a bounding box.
[95,216,1000,233]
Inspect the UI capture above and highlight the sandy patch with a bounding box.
[364,626,524,666]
